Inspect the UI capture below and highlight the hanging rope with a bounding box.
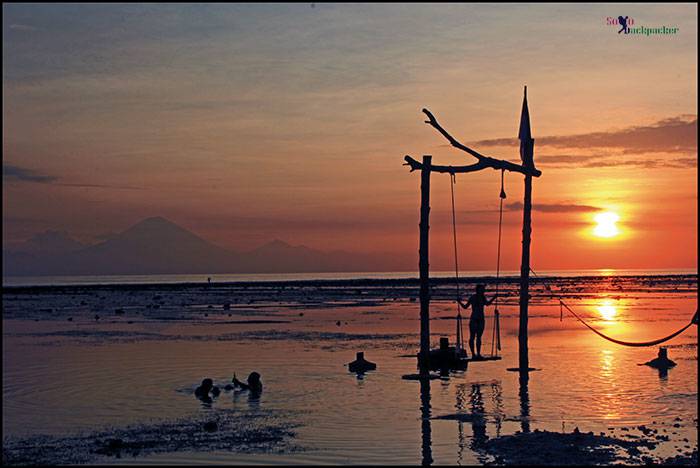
[449,173,464,351]
[560,300,697,347]
[490,170,506,357]
[530,267,698,347]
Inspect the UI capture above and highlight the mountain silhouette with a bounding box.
[3,217,410,276]
[67,217,239,275]
[10,230,86,256]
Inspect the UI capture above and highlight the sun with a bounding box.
[593,212,620,238]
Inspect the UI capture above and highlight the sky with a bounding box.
[3,3,697,271]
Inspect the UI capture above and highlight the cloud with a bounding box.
[472,115,698,156]
[580,157,697,169]
[3,164,57,183]
[505,202,602,213]
[537,154,698,169]
[9,23,37,31]
[54,182,145,190]
[3,164,144,189]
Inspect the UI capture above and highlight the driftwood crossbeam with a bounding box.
[404,109,542,177]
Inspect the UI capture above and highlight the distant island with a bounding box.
[2,217,411,276]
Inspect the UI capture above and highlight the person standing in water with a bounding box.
[458,284,496,358]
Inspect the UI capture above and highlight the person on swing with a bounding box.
[458,284,496,359]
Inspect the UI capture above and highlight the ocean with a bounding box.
[2,270,697,464]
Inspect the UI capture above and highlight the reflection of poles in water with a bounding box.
[518,371,531,433]
[455,384,466,465]
[453,381,505,463]
[420,377,433,466]
[490,381,504,437]
[469,384,488,448]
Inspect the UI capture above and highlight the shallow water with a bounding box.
[2,275,697,464]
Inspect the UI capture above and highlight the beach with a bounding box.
[2,272,697,465]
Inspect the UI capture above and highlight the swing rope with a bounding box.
[490,170,506,357]
[449,171,506,358]
[530,267,698,347]
[449,173,464,351]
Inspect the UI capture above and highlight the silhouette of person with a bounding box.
[194,378,220,404]
[232,371,263,396]
[458,284,496,358]
[618,16,630,34]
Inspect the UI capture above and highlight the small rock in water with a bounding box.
[95,314,100,321]
[203,421,218,432]
[67,317,73,322]
[108,438,123,450]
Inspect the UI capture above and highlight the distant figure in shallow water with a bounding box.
[458,284,496,358]
[233,372,263,394]
[194,378,220,401]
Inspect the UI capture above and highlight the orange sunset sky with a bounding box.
[3,4,697,272]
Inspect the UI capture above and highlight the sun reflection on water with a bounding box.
[599,349,621,420]
[597,299,617,321]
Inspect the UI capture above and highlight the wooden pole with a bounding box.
[518,86,535,372]
[519,173,532,371]
[418,155,432,373]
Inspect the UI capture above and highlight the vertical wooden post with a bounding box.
[418,155,432,373]
[519,173,532,371]
[518,86,535,373]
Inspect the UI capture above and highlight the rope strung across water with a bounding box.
[530,267,697,347]
[560,300,697,347]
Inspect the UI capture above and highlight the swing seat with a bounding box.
[463,355,502,363]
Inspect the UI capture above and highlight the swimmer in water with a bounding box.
[232,372,263,394]
[194,378,220,400]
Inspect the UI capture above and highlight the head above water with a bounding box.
[248,372,261,385]
[201,378,213,389]
[476,284,486,295]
